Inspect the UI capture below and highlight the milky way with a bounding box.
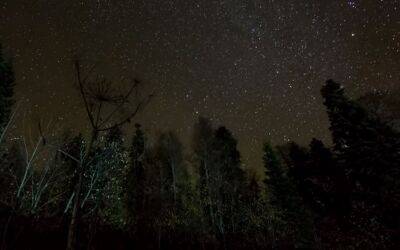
[0,0,399,170]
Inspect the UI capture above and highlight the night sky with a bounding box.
[0,0,399,170]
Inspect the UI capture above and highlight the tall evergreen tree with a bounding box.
[287,142,310,196]
[126,124,146,229]
[321,79,400,247]
[358,89,400,131]
[241,173,263,234]
[263,142,314,248]
[244,173,261,204]
[263,143,287,207]
[309,138,333,176]
[307,138,337,214]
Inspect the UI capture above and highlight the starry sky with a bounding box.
[0,0,399,170]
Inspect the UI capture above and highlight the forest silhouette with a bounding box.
[1,45,399,249]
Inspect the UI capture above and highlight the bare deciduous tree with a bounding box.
[66,60,152,250]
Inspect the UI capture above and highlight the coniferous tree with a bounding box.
[307,138,337,214]
[263,143,287,208]
[263,142,314,248]
[321,79,400,247]
[244,174,261,204]
[287,142,310,196]
[241,173,263,234]
[358,89,400,131]
[125,124,163,248]
[309,139,333,176]
[263,142,295,246]
[126,124,146,229]
[306,138,350,247]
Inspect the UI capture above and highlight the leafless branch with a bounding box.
[74,60,153,133]
[99,78,141,127]
[75,61,96,129]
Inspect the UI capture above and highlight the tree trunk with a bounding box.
[66,131,97,250]
[66,164,83,250]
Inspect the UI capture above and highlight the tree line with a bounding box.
[0,45,399,249]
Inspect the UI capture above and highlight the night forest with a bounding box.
[1,41,400,250]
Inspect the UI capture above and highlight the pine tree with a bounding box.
[263,143,287,207]
[242,173,263,234]
[126,124,146,229]
[263,142,314,248]
[309,138,333,176]
[321,79,400,247]
[358,89,400,131]
[244,174,261,204]
[307,138,337,214]
[287,142,310,195]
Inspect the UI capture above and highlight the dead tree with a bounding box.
[66,61,152,250]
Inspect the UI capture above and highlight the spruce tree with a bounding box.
[244,174,261,204]
[287,142,310,195]
[321,79,400,247]
[307,138,337,214]
[309,138,333,176]
[263,142,314,248]
[242,173,263,235]
[126,124,146,229]
[263,143,288,207]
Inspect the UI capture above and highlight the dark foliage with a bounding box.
[0,45,15,131]
[0,68,399,249]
